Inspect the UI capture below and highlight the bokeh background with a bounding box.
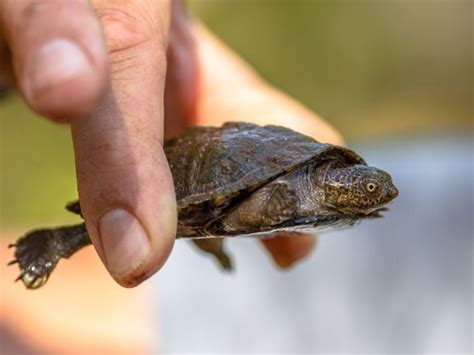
[1,0,472,353]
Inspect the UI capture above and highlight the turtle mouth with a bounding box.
[326,203,389,216]
[364,189,401,216]
[361,206,389,217]
[359,198,396,215]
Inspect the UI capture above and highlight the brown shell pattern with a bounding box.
[165,122,365,212]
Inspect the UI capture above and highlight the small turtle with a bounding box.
[9,122,398,289]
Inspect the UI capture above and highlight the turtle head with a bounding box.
[323,164,398,214]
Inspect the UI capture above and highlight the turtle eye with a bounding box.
[366,182,377,193]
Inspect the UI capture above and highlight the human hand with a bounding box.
[0,0,343,287]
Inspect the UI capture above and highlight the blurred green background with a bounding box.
[0,0,472,229]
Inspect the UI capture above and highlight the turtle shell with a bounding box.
[165,122,365,222]
[66,122,367,225]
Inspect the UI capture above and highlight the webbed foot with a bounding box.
[8,229,60,289]
[9,223,90,290]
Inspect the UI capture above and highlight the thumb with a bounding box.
[72,0,176,287]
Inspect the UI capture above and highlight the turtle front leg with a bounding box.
[221,180,299,234]
[8,223,91,289]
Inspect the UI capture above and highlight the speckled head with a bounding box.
[323,164,398,214]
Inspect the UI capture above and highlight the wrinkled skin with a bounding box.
[9,122,398,289]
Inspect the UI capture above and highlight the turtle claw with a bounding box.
[13,262,52,289]
[10,229,60,289]
[19,272,50,290]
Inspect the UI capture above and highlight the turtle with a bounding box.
[9,122,398,289]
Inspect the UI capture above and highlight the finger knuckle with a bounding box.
[19,1,85,25]
[20,1,50,22]
[75,117,158,177]
[77,135,135,174]
[95,2,168,54]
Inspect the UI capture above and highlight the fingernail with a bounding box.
[98,209,150,277]
[27,38,91,98]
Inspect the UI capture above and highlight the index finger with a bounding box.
[72,0,176,287]
[0,0,108,120]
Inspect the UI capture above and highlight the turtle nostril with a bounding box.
[390,186,399,199]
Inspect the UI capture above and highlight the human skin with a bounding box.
[0,0,343,287]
